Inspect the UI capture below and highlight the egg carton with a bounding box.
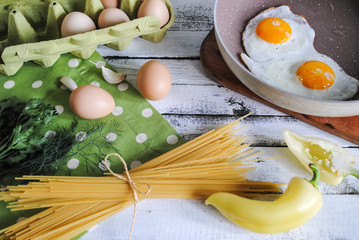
[0,0,175,76]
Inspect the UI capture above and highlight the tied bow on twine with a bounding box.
[104,153,151,240]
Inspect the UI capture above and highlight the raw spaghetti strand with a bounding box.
[0,119,284,239]
[103,153,151,240]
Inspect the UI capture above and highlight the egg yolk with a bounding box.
[256,18,292,43]
[296,61,336,90]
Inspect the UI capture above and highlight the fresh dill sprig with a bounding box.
[62,119,122,176]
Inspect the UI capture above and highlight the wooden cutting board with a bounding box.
[200,29,359,145]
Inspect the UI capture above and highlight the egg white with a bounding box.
[242,5,315,62]
[241,53,359,100]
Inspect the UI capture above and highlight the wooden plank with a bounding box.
[150,84,284,116]
[162,114,359,147]
[98,31,208,58]
[170,0,216,31]
[80,196,359,240]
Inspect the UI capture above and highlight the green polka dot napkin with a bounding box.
[0,52,185,229]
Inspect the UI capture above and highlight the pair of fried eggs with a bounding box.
[241,5,359,100]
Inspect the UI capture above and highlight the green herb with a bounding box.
[0,123,78,177]
[0,97,57,165]
[0,119,121,178]
[0,97,122,179]
[59,119,122,176]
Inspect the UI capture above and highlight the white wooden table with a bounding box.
[82,0,359,239]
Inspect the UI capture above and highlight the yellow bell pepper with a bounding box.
[283,129,359,185]
[205,164,323,234]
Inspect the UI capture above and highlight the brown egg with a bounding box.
[61,12,96,37]
[137,0,170,28]
[98,8,130,29]
[100,0,118,8]
[137,60,172,101]
[69,85,115,119]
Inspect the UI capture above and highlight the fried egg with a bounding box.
[241,5,359,100]
[241,53,359,100]
[242,6,315,62]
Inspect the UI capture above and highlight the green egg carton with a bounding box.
[0,0,175,76]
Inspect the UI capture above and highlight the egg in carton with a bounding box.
[0,0,175,76]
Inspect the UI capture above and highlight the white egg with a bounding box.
[242,5,315,62]
[241,53,359,100]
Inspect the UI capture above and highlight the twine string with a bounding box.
[103,153,151,240]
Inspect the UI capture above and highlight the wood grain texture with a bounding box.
[98,31,208,58]
[171,0,215,31]
[81,196,359,240]
[200,29,359,145]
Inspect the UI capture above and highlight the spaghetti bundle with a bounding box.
[0,119,282,240]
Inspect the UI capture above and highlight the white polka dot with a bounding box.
[45,130,56,139]
[106,132,117,142]
[99,160,110,171]
[67,158,80,169]
[112,106,123,116]
[17,217,27,223]
[75,131,87,142]
[142,108,153,118]
[55,105,64,114]
[130,160,142,169]
[95,61,106,68]
[68,59,79,68]
[90,81,100,87]
[32,80,43,88]
[136,133,147,143]
[4,80,15,89]
[118,83,129,91]
[167,135,179,145]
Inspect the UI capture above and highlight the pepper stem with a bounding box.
[308,163,320,188]
[349,166,359,180]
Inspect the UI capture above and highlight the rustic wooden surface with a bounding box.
[82,0,359,239]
